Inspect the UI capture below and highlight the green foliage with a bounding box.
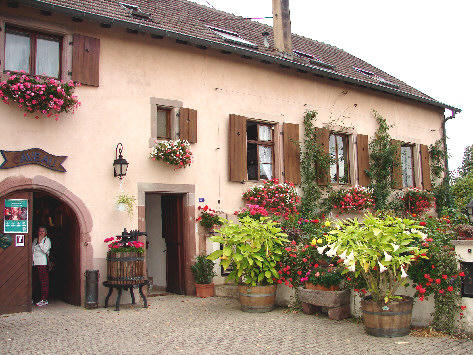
[207,216,288,286]
[407,216,464,333]
[299,110,332,218]
[366,111,398,211]
[321,214,427,302]
[451,172,473,208]
[429,139,447,179]
[190,255,217,284]
[458,145,473,178]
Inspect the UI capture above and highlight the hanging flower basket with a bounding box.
[150,139,193,169]
[0,72,81,120]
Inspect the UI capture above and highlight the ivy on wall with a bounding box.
[366,111,398,211]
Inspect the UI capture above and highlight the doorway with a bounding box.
[0,189,81,314]
[145,193,187,295]
[33,192,80,305]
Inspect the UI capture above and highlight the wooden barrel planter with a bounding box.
[361,296,414,337]
[106,251,145,285]
[237,284,277,313]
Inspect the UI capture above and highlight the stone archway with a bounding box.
[0,175,93,306]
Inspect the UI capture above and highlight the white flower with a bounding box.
[417,231,427,240]
[347,262,356,272]
[384,251,392,262]
[317,246,326,254]
[391,243,399,251]
[378,261,387,273]
[401,265,408,278]
[339,249,347,260]
[326,247,338,257]
[346,250,354,261]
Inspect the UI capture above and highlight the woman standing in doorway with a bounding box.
[32,226,51,306]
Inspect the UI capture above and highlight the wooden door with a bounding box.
[0,191,33,314]
[161,195,184,294]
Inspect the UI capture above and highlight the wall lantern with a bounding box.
[465,198,473,225]
[113,143,128,179]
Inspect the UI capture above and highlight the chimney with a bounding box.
[272,0,293,55]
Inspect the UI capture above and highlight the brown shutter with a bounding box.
[72,34,100,86]
[391,139,402,189]
[229,114,247,182]
[179,108,197,143]
[420,144,432,191]
[357,134,370,186]
[283,123,301,185]
[315,127,330,185]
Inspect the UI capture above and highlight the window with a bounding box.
[329,133,349,184]
[247,121,274,180]
[156,108,171,139]
[5,26,61,78]
[401,145,415,188]
[149,97,197,146]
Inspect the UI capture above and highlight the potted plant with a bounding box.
[116,193,136,218]
[305,265,344,291]
[150,139,193,169]
[190,254,217,298]
[326,185,375,214]
[196,205,222,232]
[319,213,427,337]
[208,216,288,312]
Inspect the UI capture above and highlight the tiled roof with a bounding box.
[15,0,458,111]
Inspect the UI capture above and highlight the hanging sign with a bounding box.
[0,234,12,250]
[15,235,25,247]
[4,199,28,233]
[0,148,67,172]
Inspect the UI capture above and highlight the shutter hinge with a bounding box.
[68,71,72,76]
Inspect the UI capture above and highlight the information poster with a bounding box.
[4,199,28,233]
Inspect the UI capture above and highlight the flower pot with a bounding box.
[361,296,413,337]
[237,284,277,313]
[305,282,339,291]
[195,283,214,298]
[116,203,127,212]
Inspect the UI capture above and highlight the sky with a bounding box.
[192,0,471,172]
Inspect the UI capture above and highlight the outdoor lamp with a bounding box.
[466,198,473,224]
[113,143,128,179]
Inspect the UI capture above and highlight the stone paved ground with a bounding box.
[1,295,472,355]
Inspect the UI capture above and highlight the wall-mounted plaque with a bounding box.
[0,148,67,172]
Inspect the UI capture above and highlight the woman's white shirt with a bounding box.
[32,237,51,266]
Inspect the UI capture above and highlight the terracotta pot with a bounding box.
[361,296,413,337]
[195,283,214,298]
[305,283,339,291]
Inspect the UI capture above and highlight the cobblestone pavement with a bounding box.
[1,295,472,355]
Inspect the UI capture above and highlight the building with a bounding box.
[0,0,459,314]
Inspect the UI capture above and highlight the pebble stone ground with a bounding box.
[2,294,473,355]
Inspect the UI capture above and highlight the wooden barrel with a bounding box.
[106,251,145,285]
[238,284,277,313]
[361,296,413,337]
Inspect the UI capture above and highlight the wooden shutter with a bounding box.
[420,144,432,191]
[315,127,330,186]
[357,134,370,186]
[179,108,197,143]
[283,123,301,185]
[229,114,247,182]
[391,139,402,189]
[72,34,100,86]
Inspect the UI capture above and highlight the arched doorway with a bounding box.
[33,192,80,305]
[0,176,92,314]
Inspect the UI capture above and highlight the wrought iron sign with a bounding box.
[0,148,67,172]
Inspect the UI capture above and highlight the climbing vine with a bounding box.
[299,110,332,218]
[366,111,398,211]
